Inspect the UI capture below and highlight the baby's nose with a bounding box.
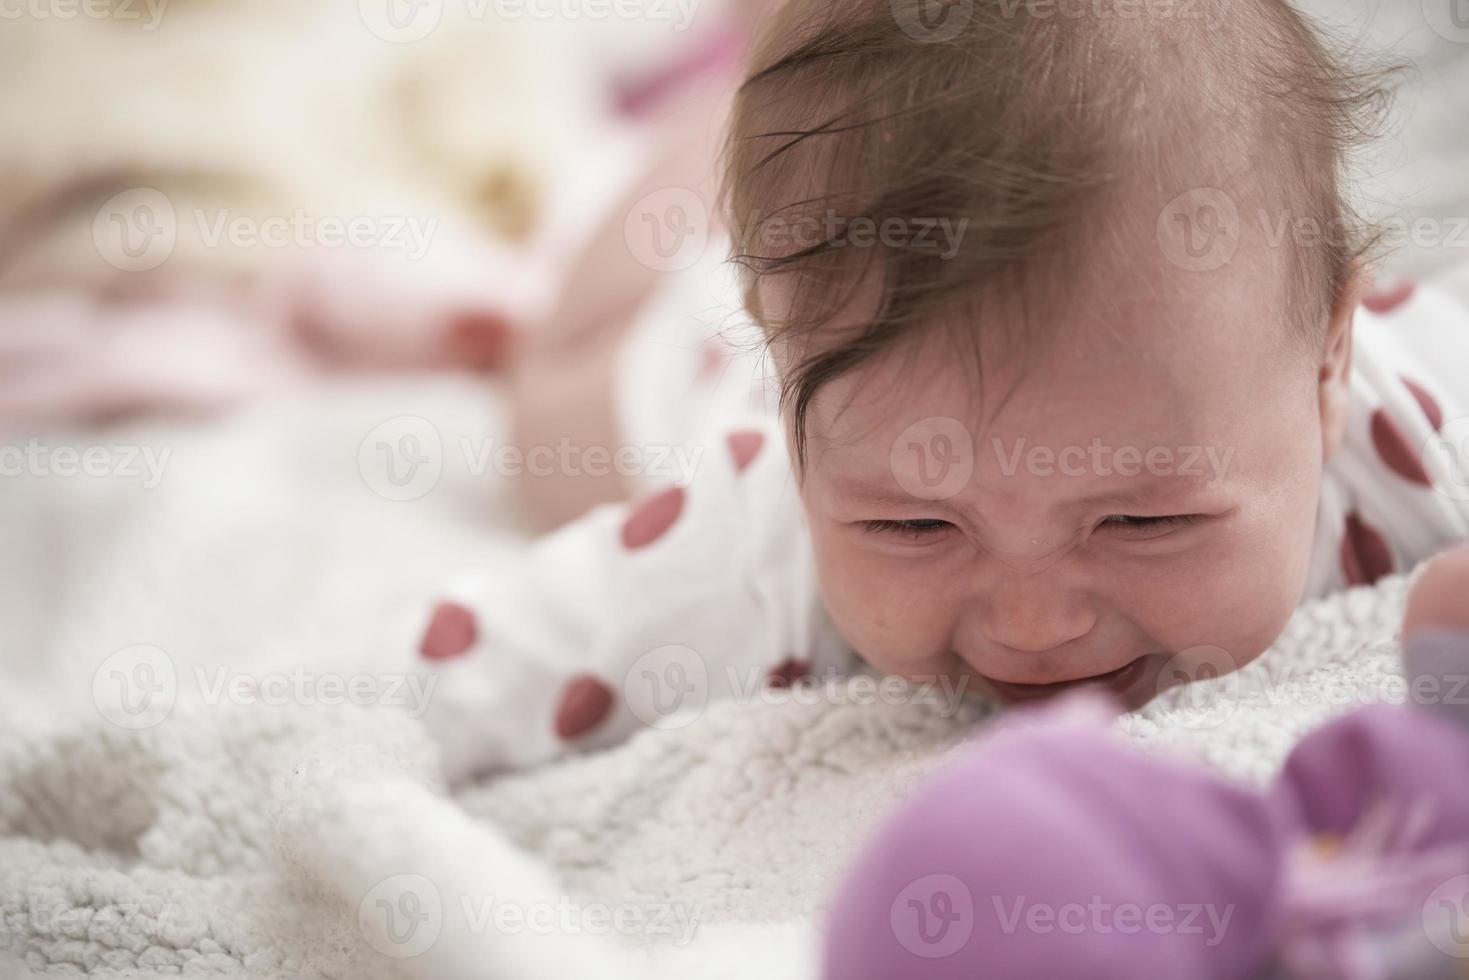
[979,573,1097,656]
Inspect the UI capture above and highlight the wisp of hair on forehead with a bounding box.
[720,0,1404,465]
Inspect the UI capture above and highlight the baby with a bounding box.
[409,0,1469,780]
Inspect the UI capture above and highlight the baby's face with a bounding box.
[786,244,1341,708]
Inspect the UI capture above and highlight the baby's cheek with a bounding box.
[1228,493,1320,655]
[1137,512,1312,672]
[812,538,956,671]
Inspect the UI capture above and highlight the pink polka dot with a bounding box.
[1370,408,1432,487]
[620,486,685,550]
[447,311,510,370]
[726,430,765,474]
[1362,280,1415,315]
[419,601,477,660]
[767,657,811,689]
[554,674,614,740]
[1403,376,1444,431]
[1341,512,1394,587]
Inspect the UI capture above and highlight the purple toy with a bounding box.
[825,545,1469,980]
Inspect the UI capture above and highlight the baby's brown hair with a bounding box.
[721,0,1401,463]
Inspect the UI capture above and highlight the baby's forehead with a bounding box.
[796,236,1300,455]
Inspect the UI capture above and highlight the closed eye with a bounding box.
[1098,514,1200,537]
[863,519,953,539]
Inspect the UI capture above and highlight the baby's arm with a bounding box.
[507,29,746,531]
[404,420,843,783]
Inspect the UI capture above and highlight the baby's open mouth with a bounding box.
[982,655,1159,707]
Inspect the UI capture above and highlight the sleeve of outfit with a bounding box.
[1302,266,1469,599]
[409,418,849,782]
[407,251,851,782]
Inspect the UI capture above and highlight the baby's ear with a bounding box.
[1317,260,1370,461]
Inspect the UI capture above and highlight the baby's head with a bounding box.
[723,0,1396,705]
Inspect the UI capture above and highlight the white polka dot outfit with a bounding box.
[411,259,1469,781]
[1304,275,1469,597]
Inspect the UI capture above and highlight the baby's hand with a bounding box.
[1403,541,1469,638]
[1402,542,1469,729]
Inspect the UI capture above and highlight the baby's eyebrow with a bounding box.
[823,474,954,510]
[833,483,931,509]
[1066,483,1208,513]
[824,471,1225,513]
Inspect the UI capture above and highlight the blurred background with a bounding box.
[0,0,1466,733]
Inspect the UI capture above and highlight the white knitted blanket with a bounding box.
[0,566,1412,979]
